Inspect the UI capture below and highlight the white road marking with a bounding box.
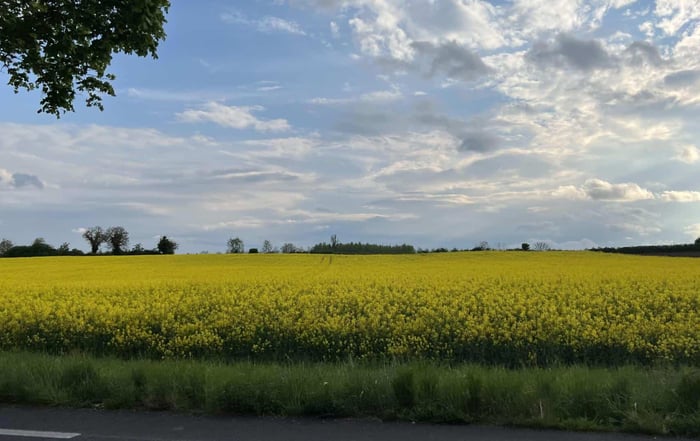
[0,428,80,439]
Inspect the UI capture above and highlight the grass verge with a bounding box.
[0,351,698,437]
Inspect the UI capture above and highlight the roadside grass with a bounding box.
[0,351,698,437]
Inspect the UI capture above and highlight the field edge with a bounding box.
[1,351,698,438]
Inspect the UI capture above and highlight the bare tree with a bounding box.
[262,240,274,253]
[534,241,551,251]
[472,241,490,251]
[281,243,297,253]
[330,234,339,249]
[82,226,106,254]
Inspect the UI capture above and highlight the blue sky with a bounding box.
[2,0,700,253]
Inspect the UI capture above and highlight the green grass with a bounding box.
[1,351,699,437]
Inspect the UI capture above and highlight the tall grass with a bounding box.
[1,351,698,437]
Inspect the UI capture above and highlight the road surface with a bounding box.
[0,406,690,441]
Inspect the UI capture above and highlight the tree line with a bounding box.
[591,238,700,257]
[0,226,177,258]
[223,236,552,255]
[1,230,560,259]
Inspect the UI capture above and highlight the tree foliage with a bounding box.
[82,226,106,254]
[156,235,177,254]
[105,226,129,255]
[0,238,14,256]
[310,240,415,254]
[2,237,83,257]
[227,237,244,254]
[0,0,170,116]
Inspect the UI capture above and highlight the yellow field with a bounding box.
[1,252,698,365]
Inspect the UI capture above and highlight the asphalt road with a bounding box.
[0,406,691,441]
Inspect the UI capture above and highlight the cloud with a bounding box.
[675,145,700,163]
[606,222,661,236]
[176,103,290,132]
[411,40,493,81]
[508,0,605,37]
[528,33,613,70]
[221,11,306,35]
[330,21,340,38]
[683,223,700,239]
[308,89,402,105]
[654,0,700,36]
[664,69,700,88]
[0,169,44,190]
[11,173,44,189]
[347,4,413,61]
[582,179,654,201]
[624,41,663,66]
[457,130,500,153]
[659,191,700,202]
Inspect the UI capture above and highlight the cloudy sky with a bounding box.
[2,0,700,253]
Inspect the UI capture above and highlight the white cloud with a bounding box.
[177,102,290,132]
[330,20,340,38]
[654,0,700,36]
[221,11,306,35]
[683,223,700,238]
[582,179,655,201]
[639,20,655,38]
[607,222,661,236]
[308,89,402,105]
[551,185,589,200]
[675,145,700,163]
[659,191,700,202]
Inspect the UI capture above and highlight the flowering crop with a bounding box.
[1,252,698,365]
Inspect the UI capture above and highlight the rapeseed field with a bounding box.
[1,252,698,366]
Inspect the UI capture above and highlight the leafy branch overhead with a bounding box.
[0,0,170,116]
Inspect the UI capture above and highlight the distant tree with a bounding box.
[281,243,297,253]
[330,234,339,249]
[695,237,700,247]
[82,226,106,254]
[132,243,145,254]
[249,248,259,254]
[471,241,490,251]
[521,242,530,251]
[0,238,13,256]
[105,226,129,255]
[57,242,70,255]
[534,241,551,251]
[261,240,274,254]
[157,236,178,254]
[227,237,244,254]
[4,238,56,257]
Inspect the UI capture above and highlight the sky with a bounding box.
[1,0,700,253]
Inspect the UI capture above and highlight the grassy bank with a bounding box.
[1,352,699,437]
